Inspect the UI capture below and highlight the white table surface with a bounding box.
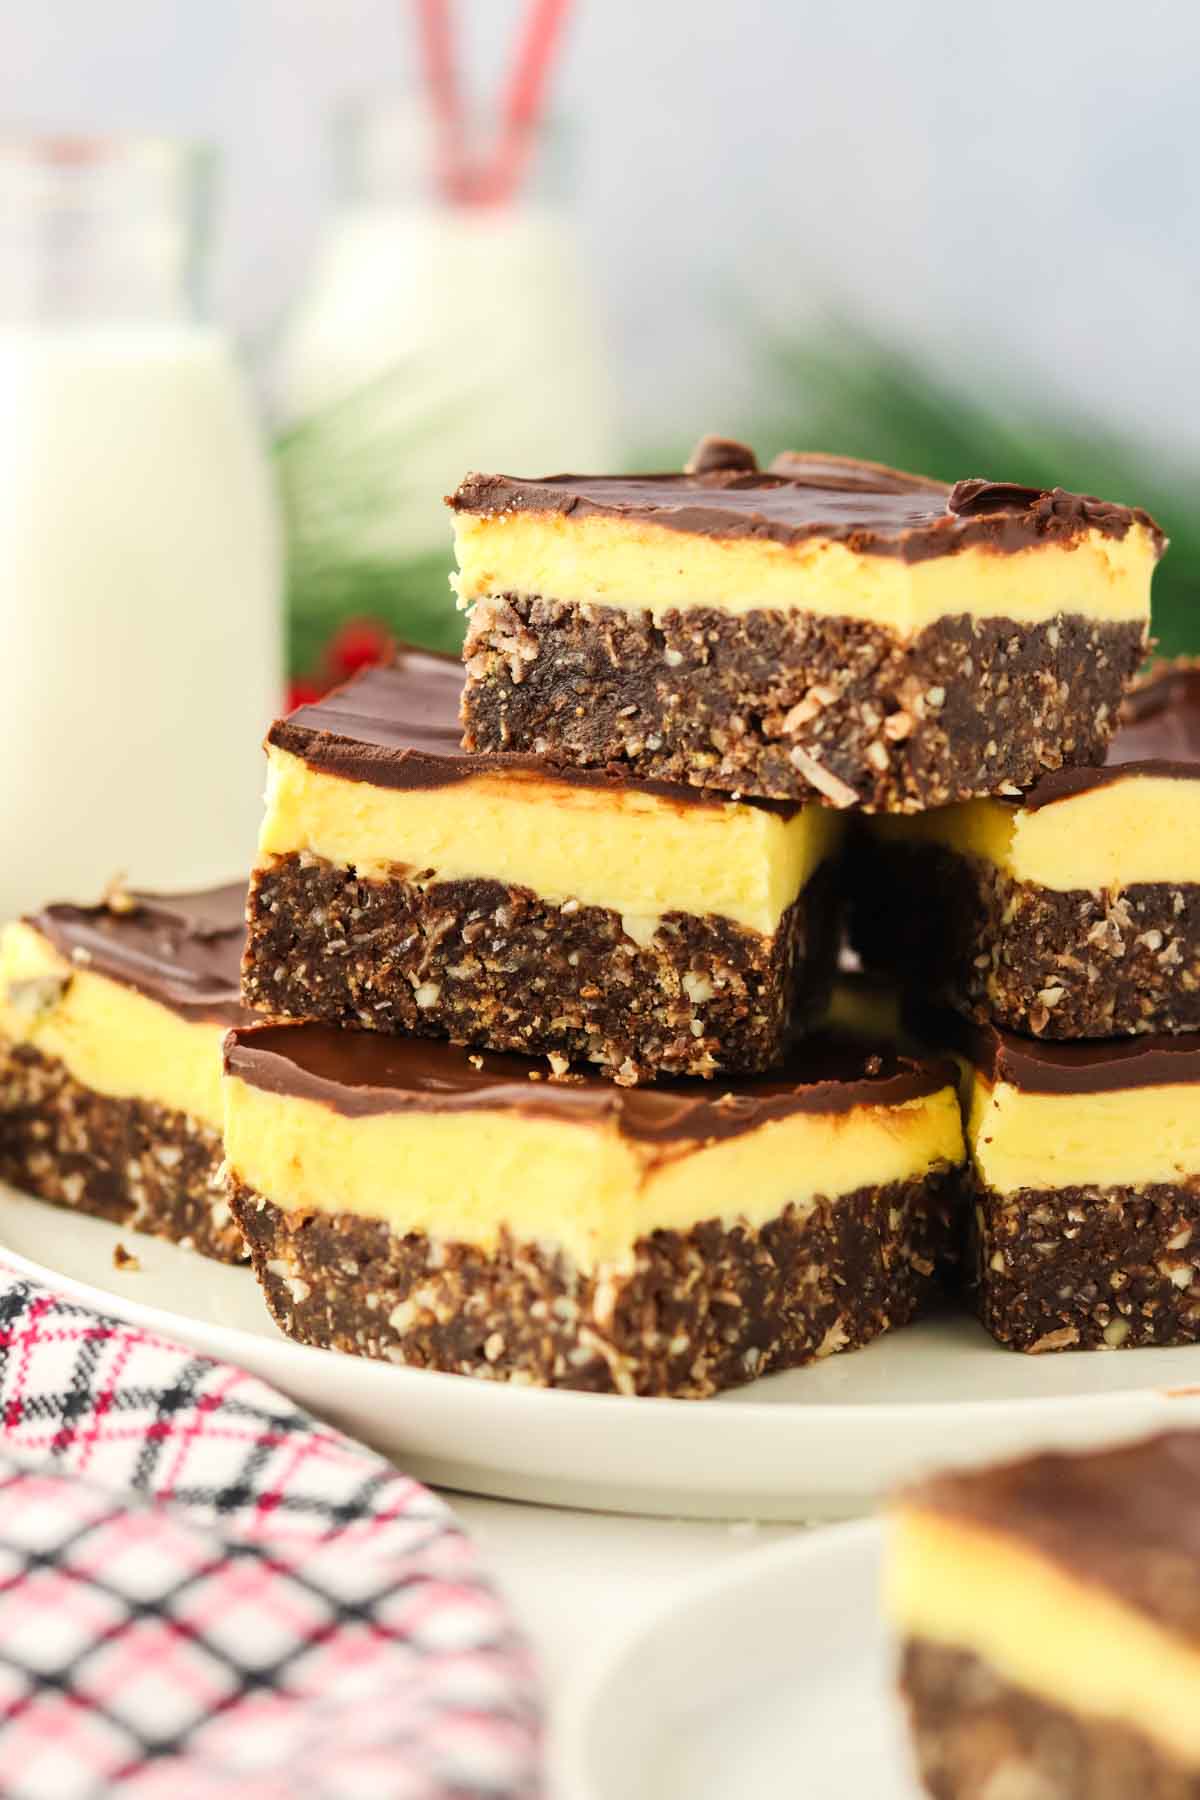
[445,1490,810,1791]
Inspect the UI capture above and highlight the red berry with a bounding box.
[285,678,324,713]
[326,617,392,678]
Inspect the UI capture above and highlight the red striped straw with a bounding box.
[415,0,470,203]
[480,0,572,206]
[412,0,572,207]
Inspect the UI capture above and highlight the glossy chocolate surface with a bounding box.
[922,1002,1200,1095]
[272,649,465,774]
[224,1020,955,1142]
[448,438,1163,563]
[29,883,249,1025]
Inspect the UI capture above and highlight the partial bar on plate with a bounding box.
[889,1433,1200,1798]
[938,1005,1200,1351]
[849,661,1200,1038]
[243,647,842,1082]
[222,1022,964,1397]
[450,436,1160,811]
[0,885,249,1260]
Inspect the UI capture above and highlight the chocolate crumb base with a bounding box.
[969,1176,1200,1353]
[848,840,1200,1038]
[227,1168,959,1398]
[901,1640,1199,1799]
[242,854,839,1083]
[0,1043,245,1263]
[460,595,1146,810]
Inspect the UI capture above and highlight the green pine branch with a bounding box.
[274,363,465,674]
[749,316,1200,656]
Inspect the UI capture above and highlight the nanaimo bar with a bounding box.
[890,1433,1200,1798]
[222,1023,963,1396]
[450,437,1160,811]
[945,1009,1200,1351]
[0,886,249,1260]
[243,647,841,1082]
[850,661,1200,1038]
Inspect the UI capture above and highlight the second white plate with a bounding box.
[555,1521,913,1799]
[2,1183,1198,1519]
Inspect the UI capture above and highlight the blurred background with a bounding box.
[11,0,1200,666]
[3,0,1197,906]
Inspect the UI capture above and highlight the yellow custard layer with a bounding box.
[888,1507,1200,1770]
[967,1069,1200,1195]
[877,776,1200,890]
[222,1076,963,1274]
[257,746,840,937]
[453,512,1157,633]
[0,922,225,1130]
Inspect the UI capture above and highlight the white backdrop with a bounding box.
[8,0,1199,451]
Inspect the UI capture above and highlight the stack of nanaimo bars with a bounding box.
[0,434,1171,1393]
[850,652,1200,1355]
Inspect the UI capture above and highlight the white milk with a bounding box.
[275,201,618,561]
[0,322,281,916]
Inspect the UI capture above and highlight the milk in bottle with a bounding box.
[0,137,281,917]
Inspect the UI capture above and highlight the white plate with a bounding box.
[3,1183,1200,1520]
[556,1521,912,1799]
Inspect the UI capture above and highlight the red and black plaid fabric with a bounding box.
[0,1262,542,1799]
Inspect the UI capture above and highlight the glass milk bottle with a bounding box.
[0,136,281,918]
[274,99,617,647]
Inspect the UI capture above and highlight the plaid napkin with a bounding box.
[0,1262,541,1799]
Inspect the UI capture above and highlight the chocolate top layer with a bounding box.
[269,649,465,779]
[448,439,1164,564]
[269,648,799,815]
[918,1001,1200,1095]
[906,1432,1200,1646]
[1026,660,1200,809]
[223,1021,956,1146]
[29,883,249,1026]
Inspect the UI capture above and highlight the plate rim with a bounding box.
[551,1518,886,1800]
[2,1223,1193,1430]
